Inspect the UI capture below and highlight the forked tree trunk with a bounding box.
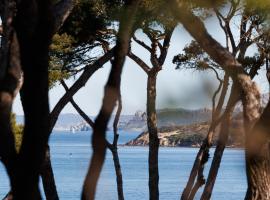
[147,72,159,200]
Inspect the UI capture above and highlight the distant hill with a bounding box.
[118,108,212,132]
[125,117,244,148]
[15,92,268,133]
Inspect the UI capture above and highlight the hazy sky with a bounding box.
[13,17,269,116]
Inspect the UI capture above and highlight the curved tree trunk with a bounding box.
[147,72,159,200]
[81,1,140,199]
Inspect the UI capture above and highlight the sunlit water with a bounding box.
[0,131,247,199]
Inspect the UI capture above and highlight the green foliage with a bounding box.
[48,0,120,89]
[173,40,214,71]
[11,113,23,153]
[49,34,75,88]
[59,0,110,45]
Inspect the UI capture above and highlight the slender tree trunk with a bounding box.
[81,2,139,198]
[110,147,125,200]
[181,75,229,200]
[40,146,59,200]
[200,85,239,200]
[147,72,159,200]
[110,95,125,200]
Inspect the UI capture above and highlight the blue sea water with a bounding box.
[0,131,247,199]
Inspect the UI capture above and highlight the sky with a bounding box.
[13,16,269,116]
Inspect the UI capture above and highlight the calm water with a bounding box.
[0,131,247,199]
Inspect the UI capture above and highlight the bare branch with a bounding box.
[128,51,151,74]
[132,35,152,52]
[158,26,175,66]
[60,80,94,128]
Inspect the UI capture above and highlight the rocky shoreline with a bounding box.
[125,121,244,148]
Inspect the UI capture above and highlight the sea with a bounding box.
[0,131,247,200]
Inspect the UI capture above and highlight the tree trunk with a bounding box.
[200,85,239,200]
[244,101,270,200]
[147,72,159,200]
[0,0,21,187]
[13,0,53,198]
[40,146,59,200]
[62,80,125,200]
[181,74,229,200]
[111,147,125,200]
[81,2,140,199]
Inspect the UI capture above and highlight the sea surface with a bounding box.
[0,131,247,199]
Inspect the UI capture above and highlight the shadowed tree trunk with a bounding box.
[1,1,76,198]
[81,1,140,199]
[0,0,21,191]
[10,0,53,198]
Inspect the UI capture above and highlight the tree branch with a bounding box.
[60,80,94,127]
[128,51,151,74]
[52,0,76,33]
[49,48,115,133]
[158,26,175,66]
[132,35,152,52]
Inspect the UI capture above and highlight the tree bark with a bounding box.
[40,146,59,200]
[147,72,159,200]
[12,0,53,198]
[244,93,270,200]
[0,0,21,187]
[81,1,140,199]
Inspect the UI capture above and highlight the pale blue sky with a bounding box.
[13,17,269,116]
